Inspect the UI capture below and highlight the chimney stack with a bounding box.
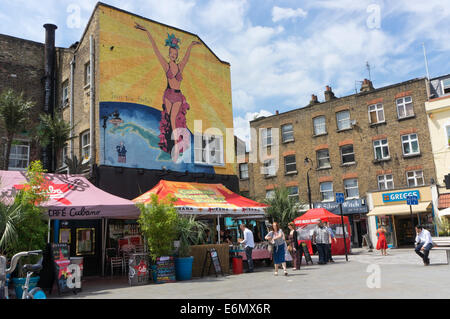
[309,94,319,105]
[324,85,336,102]
[275,110,279,115]
[360,78,375,92]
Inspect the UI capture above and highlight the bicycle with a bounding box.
[0,250,46,299]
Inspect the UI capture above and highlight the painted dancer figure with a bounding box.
[135,23,201,161]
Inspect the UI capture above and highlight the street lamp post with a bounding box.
[304,157,313,209]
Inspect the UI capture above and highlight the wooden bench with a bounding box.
[431,237,450,265]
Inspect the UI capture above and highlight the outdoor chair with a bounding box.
[110,257,124,277]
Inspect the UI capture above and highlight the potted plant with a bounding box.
[6,161,49,297]
[174,216,206,281]
[137,194,178,283]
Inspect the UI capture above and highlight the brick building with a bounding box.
[246,77,438,247]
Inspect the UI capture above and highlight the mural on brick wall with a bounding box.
[98,6,234,174]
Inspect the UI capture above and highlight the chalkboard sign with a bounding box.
[301,242,313,265]
[155,256,175,284]
[129,253,149,286]
[51,244,73,294]
[362,234,374,251]
[201,248,224,277]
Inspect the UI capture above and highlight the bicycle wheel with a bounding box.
[28,287,46,299]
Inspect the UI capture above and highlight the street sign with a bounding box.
[407,195,419,205]
[336,193,345,204]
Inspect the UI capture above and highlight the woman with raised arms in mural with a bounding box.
[135,22,201,161]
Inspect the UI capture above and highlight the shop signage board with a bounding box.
[313,199,368,215]
[51,243,81,295]
[128,253,149,286]
[382,190,420,203]
[155,256,176,284]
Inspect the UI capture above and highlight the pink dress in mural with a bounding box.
[135,23,201,158]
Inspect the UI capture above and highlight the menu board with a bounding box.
[51,243,72,294]
[210,249,222,275]
[155,256,175,284]
[129,253,149,286]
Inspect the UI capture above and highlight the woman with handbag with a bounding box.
[288,222,301,270]
[267,222,288,276]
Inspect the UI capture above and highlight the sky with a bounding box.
[1,0,450,147]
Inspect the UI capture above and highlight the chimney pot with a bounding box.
[360,79,375,92]
[324,85,335,101]
[275,110,279,115]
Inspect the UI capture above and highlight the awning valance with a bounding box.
[367,201,432,217]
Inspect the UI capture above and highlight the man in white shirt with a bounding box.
[238,223,255,273]
[414,225,434,266]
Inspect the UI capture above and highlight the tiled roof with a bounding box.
[438,193,450,209]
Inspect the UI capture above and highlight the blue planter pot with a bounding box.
[12,276,40,298]
[175,257,194,281]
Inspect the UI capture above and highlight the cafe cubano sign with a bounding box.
[382,190,420,203]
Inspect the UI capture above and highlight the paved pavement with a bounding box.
[55,248,450,299]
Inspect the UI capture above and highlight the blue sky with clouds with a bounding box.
[1,0,450,145]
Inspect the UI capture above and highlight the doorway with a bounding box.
[394,215,416,247]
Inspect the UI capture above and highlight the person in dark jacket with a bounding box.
[288,222,302,270]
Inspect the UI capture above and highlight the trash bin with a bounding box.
[232,256,243,275]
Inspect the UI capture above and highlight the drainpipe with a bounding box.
[69,56,75,159]
[89,35,95,168]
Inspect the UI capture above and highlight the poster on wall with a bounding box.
[98,6,235,175]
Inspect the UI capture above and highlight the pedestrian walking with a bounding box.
[312,220,330,265]
[376,226,388,256]
[265,222,288,276]
[287,222,301,270]
[414,225,434,266]
[238,223,255,273]
[324,221,337,262]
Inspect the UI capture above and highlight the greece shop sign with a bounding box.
[382,190,420,203]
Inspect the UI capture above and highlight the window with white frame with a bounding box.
[442,78,450,95]
[313,116,326,135]
[284,155,297,174]
[261,128,272,147]
[8,142,30,170]
[344,179,359,198]
[317,149,331,168]
[336,110,351,130]
[194,134,224,165]
[263,158,276,177]
[81,131,90,160]
[62,80,69,107]
[239,163,249,179]
[446,125,450,147]
[373,139,390,160]
[288,186,299,202]
[401,133,420,156]
[84,62,91,86]
[320,182,334,201]
[396,96,414,119]
[377,174,394,190]
[281,124,294,142]
[406,170,424,187]
[340,145,355,164]
[266,189,275,199]
[368,103,385,124]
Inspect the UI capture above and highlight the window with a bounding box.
[81,131,90,160]
[377,174,394,190]
[406,170,424,187]
[317,149,331,168]
[442,79,450,95]
[194,134,224,165]
[313,116,326,135]
[373,139,390,160]
[84,62,91,86]
[281,124,294,142]
[344,179,359,198]
[284,155,297,174]
[60,143,68,168]
[8,142,30,170]
[336,110,351,130]
[263,159,276,177]
[396,96,414,119]
[261,128,272,147]
[340,145,355,164]
[266,189,275,199]
[320,182,334,201]
[62,80,69,107]
[239,163,249,179]
[368,103,385,124]
[401,133,420,156]
[288,186,299,202]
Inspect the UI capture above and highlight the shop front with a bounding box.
[367,186,436,248]
[314,199,368,248]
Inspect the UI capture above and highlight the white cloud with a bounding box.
[272,6,307,22]
[197,0,248,33]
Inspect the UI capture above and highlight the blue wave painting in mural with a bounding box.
[100,101,214,173]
